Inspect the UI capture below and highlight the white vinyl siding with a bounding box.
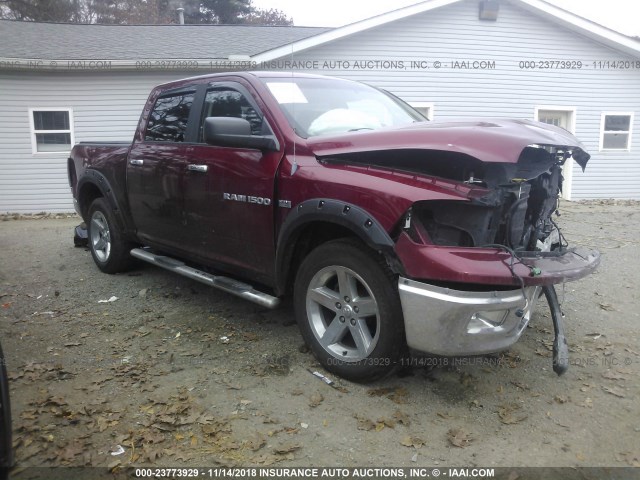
[0,70,199,213]
[1,0,640,212]
[285,0,640,199]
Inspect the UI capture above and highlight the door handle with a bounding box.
[187,164,208,173]
[129,159,144,166]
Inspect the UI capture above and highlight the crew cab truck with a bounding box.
[68,72,600,382]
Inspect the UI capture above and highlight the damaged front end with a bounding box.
[390,141,599,373]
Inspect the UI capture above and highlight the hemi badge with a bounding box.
[278,200,292,208]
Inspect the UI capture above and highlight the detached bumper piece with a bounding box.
[395,233,600,287]
[398,277,539,356]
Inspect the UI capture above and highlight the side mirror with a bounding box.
[203,117,278,151]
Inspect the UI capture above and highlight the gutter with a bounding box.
[0,57,259,72]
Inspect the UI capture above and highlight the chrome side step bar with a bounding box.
[130,248,280,309]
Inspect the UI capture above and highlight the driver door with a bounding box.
[181,81,282,281]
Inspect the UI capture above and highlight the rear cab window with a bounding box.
[145,91,195,142]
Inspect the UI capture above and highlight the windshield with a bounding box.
[262,76,425,138]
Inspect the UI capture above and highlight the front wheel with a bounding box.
[294,239,405,382]
[87,197,135,274]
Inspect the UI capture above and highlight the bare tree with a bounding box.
[0,0,293,24]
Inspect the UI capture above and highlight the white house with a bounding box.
[1,0,639,213]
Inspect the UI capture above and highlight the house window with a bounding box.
[600,113,633,151]
[29,108,74,153]
[409,102,433,121]
[145,91,195,142]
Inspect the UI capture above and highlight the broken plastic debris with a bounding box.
[220,336,230,344]
[308,369,335,386]
[300,423,309,429]
[98,296,118,303]
[110,445,125,456]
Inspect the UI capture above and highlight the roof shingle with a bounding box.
[0,20,329,60]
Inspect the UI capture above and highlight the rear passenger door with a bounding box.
[127,87,198,250]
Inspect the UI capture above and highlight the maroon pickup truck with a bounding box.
[68,71,599,381]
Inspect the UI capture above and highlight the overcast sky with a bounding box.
[251,0,640,37]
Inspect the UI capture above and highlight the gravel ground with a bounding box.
[0,202,639,476]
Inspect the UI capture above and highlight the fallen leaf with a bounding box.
[393,410,410,426]
[400,435,425,448]
[244,433,266,452]
[602,386,625,398]
[447,428,473,448]
[273,443,302,454]
[354,414,375,431]
[535,347,552,358]
[308,392,324,408]
[367,387,395,397]
[459,372,474,387]
[497,403,528,425]
[377,417,396,429]
[580,397,593,409]
[437,411,453,419]
[617,451,640,467]
[602,371,625,380]
[389,387,409,404]
[57,440,86,463]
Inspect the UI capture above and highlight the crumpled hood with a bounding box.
[306,118,590,170]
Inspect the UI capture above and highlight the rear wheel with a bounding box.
[87,198,135,273]
[294,239,405,382]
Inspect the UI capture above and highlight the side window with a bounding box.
[200,89,265,139]
[600,113,633,151]
[29,108,74,153]
[145,92,194,142]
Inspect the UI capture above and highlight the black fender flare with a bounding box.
[76,170,132,235]
[274,198,405,295]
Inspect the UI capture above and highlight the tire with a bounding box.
[294,239,405,382]
[87,197,135,274]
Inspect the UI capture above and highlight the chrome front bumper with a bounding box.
[398,277,539,356]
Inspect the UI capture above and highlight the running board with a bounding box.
[130,248,280,309]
